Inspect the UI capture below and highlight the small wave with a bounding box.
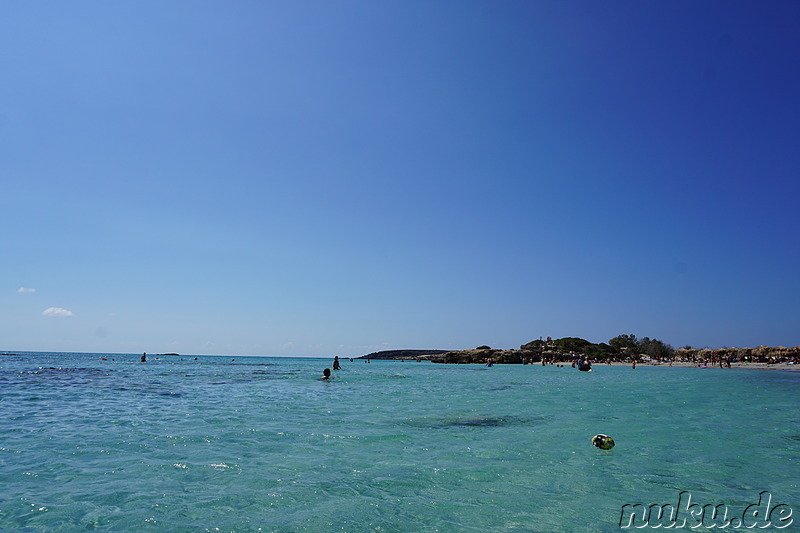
[209,463,240,471]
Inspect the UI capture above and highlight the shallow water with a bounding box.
[1,353,798,532]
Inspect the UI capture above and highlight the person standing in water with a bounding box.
[333,356,341,370]
[141,353,147,362]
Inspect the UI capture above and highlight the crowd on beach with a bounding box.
[495,353,798,369]
[673,346,800,367]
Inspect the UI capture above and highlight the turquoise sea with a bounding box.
[1,352,798,532]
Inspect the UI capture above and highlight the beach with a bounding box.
[591,361,800,372]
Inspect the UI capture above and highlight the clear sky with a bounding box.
[2,1,799,356]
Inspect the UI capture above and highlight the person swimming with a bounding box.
[320,368,332,380]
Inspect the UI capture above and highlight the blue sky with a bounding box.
[2,1,799,356]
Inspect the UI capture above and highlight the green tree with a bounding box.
[636,337,674,358]
[584,342,613,360]
[552,337,592,353]
[609,334,638,352]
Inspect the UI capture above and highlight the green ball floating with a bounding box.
[592,434,615,450]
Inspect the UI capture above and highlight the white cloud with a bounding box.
[42,307,74,317]
[18,287,36,293]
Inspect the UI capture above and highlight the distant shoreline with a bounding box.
[365,358,800,372]
[357,347,800,372]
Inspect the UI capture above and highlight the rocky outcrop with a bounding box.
[427,339,605,365]
[429,347,586,365]
[357,349,450,360]
[427,348,524,365]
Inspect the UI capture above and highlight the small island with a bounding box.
[360,335,800,369]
